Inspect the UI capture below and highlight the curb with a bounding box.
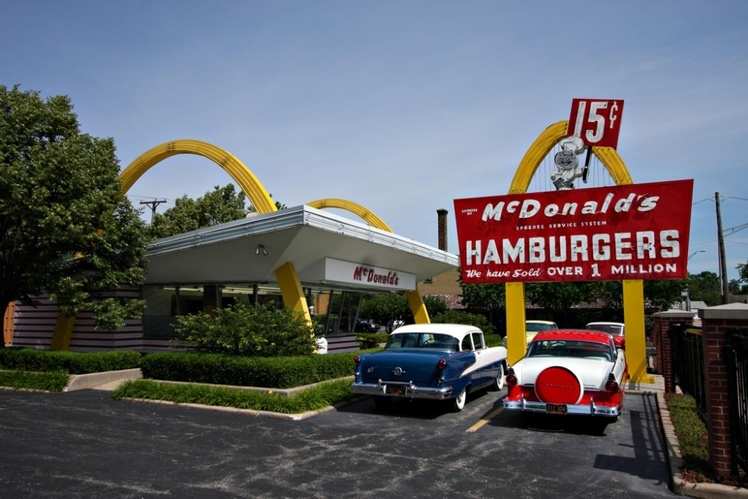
[64,368,142,392]
[654,391,748,498]
[119,395,365,421]
[147,375,354,397]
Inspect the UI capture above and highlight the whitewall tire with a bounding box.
[452,388,467,412]
[494,364,505,391]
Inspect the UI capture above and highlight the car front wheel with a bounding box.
[452,388,467,412]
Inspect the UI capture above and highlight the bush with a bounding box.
[0,370,69,391]
[113,378,353,414]
[173,304,315,356]
[0,348,141,374]
[423,295,448,317]
[356,333,390,349]
[484,334,503,347]
[666,393,712,482]
[432,310,496,335]
[140,351,358,388]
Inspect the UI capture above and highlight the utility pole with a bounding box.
[139,199,167,223]
[715,192,729,304]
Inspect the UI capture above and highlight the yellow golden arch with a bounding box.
[122,140,429,324]
[505,121,650,383]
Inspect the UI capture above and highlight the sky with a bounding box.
[2,1,747,278]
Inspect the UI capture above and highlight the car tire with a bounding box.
[452,387,467,412]
[490,364,505,391]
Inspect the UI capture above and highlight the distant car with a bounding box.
[586,322,624,337]
[503,329,627,430]
[354,320,379,333]
[351,324,508,411]
[525,320,559,343]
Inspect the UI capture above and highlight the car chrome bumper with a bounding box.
[502,398,620,417]
[351,381,453,400]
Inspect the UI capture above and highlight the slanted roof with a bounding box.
[144,205,458,288]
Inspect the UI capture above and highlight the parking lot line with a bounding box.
[466,406,503,433]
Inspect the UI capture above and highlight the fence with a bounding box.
[727,331,748,475]
[671,327,707,421]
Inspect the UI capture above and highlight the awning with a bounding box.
[144,205,458,290]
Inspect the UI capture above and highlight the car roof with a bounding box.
[532,329,613,346]
[526,320,556,325]
[392,323,482,339]
[586,322,624,327]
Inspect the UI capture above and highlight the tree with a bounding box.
[149,185,247,239]
[360,293,410,329]
[148,184,286,239]
[0,85,147,333]
[644,279,686,311]
[687,271,721,306]
[423,295,447,317]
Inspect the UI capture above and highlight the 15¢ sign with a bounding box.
[567,98,624,149]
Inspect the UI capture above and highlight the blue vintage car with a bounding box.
[352,324,508,411]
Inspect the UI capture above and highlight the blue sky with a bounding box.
[2,1,747,278]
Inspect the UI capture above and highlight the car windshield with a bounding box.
[385,333,459,352]
[527,340,613,361]
[526,322,557,332]
[587,324,623,336]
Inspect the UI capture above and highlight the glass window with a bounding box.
[385,333,459,352]
[526,322,558,332]
[461,335,474,352]
[527,340,613,362]
[471,332,485,350]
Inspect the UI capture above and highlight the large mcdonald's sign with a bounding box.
[454,179,693,284]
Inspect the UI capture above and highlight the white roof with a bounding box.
[144,205,458,286]
[392,323,482,339]
[586,322,625,327]
[526,320,556,325]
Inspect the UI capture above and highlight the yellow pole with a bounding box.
[406,289,430,324]
[505,282,527,365]
[622,280,653,383]
[50,315,76,350]
[274,262,312,326]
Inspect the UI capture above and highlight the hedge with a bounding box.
[666,393,712,482]
[0,370,69,391]
[140,351,359,388]
[113,378,353,413]
[0,348,141,374]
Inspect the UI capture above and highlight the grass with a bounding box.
[0,370,69,392]
[113,378,355,414]
[666,393,712,482]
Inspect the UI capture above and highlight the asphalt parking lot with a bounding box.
[0,388,673,498]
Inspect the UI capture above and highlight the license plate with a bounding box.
[386,385,405,396]
[546,403,567,415]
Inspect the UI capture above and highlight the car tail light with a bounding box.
[437,358,447,370]
[505,368,518,388]
[605,373,619,393]
[353,355,360,366]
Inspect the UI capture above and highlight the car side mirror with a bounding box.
[614,336,625,350]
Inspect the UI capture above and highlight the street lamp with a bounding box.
[688,249,706,260]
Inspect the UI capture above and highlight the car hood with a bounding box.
[514,357,613,390]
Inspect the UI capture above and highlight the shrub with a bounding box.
[113,378,353,413]
[141,351,357,388]
[173,304,315,356]
[0,348,141,374]
[432,310,496,335]
[666,393,712,481]
[356,333,390,349]
[423,295,448,317]
[0,370,69,391]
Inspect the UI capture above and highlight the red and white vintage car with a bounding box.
[503,329,626,425]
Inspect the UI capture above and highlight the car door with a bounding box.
[611,340,626,382]
[471,332,498,387]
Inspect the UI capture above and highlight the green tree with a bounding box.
[0,85,147,333]
[149,185,247,239]
[687,271,721,306]
[360,293,409,330]
[423,295,448,317]
[738,262,748,284]
[644,279,686,311]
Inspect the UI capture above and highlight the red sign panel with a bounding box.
[567,98,624,149]
[454,180,693,284]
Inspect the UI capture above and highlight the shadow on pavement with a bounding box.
[337,389,494,420]
[592,393,669,485]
